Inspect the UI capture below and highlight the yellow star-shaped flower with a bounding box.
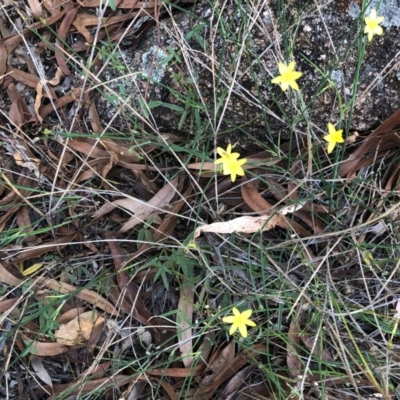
[271,61,302,91]
[323,123,344,154]
[214,144,247,183]
[222,307,256,338]
[364,9,384,42]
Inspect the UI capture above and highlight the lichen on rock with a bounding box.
[349,0,400,27]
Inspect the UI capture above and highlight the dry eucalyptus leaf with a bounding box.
[279,201,305,215]
[194,214,282,239]
[55,311,105,346]
[31,356,53,389]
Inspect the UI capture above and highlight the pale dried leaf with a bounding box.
[177,283,194,368]
[366,220,387,236]
[279,201,305,215]
[0,261,21,286]
[46,67,63,86]
[55,311,105,346]
[120,176,179,232]
[91,197,148,219]
[27,0,42,17]
[31,356,53,389]
[194,214,282,239]
[13,151,41,171]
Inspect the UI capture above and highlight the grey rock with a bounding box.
[95,0,400,152]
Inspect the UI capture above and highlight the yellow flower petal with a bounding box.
[290,81,299,91]
[238,324,248,338]
[222,307,256,338]
[271,61,302,92]
[222,316,235,323]
[364,9,384,42]
[241,309,253,319]
[232,307,240,316]
[229,324,238,335]
[324,123,344,154]
[214,145,247,182]
[216,147,225,157]
[327,141,336,154]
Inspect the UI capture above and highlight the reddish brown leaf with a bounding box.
[56,8,79,76]
[73,12,145,28]
[222,364,256,398]
[147,364,205,377]
[200,341,236,387]
[241,181,311,237]
[0,261,22,286]
[339,107,400,177]
[288,161,302,201]
[9,233,79,264]
[194,343,265,398]
[106,235,159,342]
[0,206,20,232]
[88,99,103,133]
[16,206,36,244]
[77,361,112,380]
[287,317,303,379]
[107,285,132,314]
[48,375,137,397]
[55,307,87,324]
[241,180,273,214]
[36,278,119,316]
[68,139,109,159]
[7,66,56,99]
[40,92,77,118]
[34,81,44,123]
[20,333,68,356]
[72,13,94,44]
[263,177,325,234]
[0,43,7,85]
[100,139,143,163]
[76,157,112,182]
[300,333,334,362]
[0,298,19,313]
[0,11,66,53]
[9,98,25,126]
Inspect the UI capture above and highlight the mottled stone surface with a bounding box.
[95,0,400,152]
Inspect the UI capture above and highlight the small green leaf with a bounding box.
[103,0,117,11]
